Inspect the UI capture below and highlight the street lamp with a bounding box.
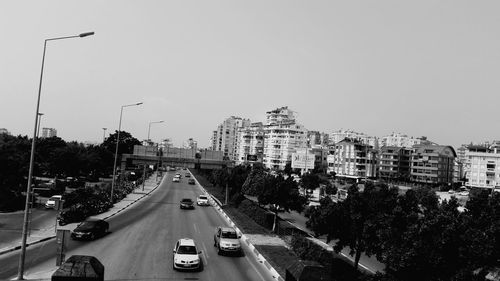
[110,102,143,204]
[143,120,164,190]
[18,31,94,280]
[36,113,44,138]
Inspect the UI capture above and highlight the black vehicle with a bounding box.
[71,219,109,240]
[180,198,195,209]
[188,178,195,185]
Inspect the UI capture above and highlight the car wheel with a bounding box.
[90,233,95,240]
[217,246,222,255]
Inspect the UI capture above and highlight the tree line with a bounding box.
[0,131,141,211]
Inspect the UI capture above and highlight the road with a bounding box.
[0,171,274,281]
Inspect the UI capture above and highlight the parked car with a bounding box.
[71,218,109,240]
[214,226,242,256]
[180,198,195,209]
[188,178,196,185]
[173,238,202,271]
[197,195,209,206]
[45,195,62,209]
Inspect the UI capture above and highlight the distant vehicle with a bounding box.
[175,173,182,178]
[173,238,202,271]
[173,177,180,182]
[188,178,196,185]
[45,195,62,209]
[185,173,191,177]
[197,195,209,206]
[459,191,469,196]
[183,167,187,170]
[214,226,242,256]
[180,198,195,209]
[71,219,109,240]
[448,189,455,194]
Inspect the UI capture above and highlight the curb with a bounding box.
[0,176,163,257]
[194,177,284,281]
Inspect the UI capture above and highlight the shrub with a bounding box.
[237,199,274,230]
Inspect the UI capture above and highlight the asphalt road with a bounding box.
[0,171,274,281]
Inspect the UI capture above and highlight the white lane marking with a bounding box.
[201,242,209,266]
[193,223,199,234]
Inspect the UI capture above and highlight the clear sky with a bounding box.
[1,1,499,148]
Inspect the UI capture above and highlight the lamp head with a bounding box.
[79,32,95,38]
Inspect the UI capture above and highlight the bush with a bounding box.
[237,199,274,230]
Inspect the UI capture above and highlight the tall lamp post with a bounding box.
[110,102,143,204]
[143,120,164,190]
[17,31,94,280]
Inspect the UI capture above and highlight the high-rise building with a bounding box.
[378,146,412,181]
[307,131,329,148]
[263,106,307,170]
[236,122,265,164]
[211,116,251,160]
[329,129,378,148]
[41,128,57,138]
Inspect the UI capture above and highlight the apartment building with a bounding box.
[183,138,198,150]
[327,138,377,180]
[378,146,412,181]
[464,144,500,189]
[235,122,265,164]
[41,128,57,138]
[307,131,329,148]
[381,132,427,148]
[410,145,456,185]
[211,116,251,161]
[263,107,307,170]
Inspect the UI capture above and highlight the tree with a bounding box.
[101,130,141,156]
[241,165,267,196]
[300,173,321,191]
[257,174,307,232]
[283,162,293,176]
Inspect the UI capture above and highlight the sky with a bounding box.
[1,1,499,149]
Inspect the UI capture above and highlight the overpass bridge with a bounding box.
[121,148,233,171]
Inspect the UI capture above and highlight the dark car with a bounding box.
[185,173,191,177]
[71,219,109,240]
[180,198,195,209]
[188,178,195,185]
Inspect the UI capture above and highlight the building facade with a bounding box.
[329,129,378,149]
[211,116,251,161]
[378,146,412,181]
[263,107,307,170]
[464,144,500,189]
[327,138,377,180]
[41,128,57,138]
[236,122,265,164]
[410,145,456,185]
[307,131,329,148]
[381,132,427,148]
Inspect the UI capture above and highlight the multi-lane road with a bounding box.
[0,171,275,280]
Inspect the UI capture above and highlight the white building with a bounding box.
[329,129,378,149]
[381,132,427,148]
[211,116,251,161]
[327,138,377,180]
[263,107,307,170]
[41,128,57,138]
[464,144,500,189]
[307,131,329,148]
[236,122,265,164]
[183,138,198,150]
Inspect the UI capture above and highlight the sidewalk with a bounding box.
[0,173,163,257]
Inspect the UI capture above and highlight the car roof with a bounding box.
[220,226,236,232]
[198,194,207,197]
[181,198,193,201]
[178,238,196,246]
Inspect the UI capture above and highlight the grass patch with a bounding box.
[254,245,298,278]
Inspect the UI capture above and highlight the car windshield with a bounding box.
[199,196,207,200]
[181,199,192,203]
[177,245,197,254]
[78,221,97,228]
[221,231,237,239]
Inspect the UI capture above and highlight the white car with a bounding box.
[45,195,62,209]
[173,177,180,182]
[173,238,202,271]
[214,226,242,256]
[197,195,209,206]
